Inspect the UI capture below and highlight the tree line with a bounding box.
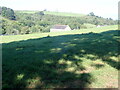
[0,6,117,35]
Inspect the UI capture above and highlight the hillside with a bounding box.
[44,11,85,17]
[15,10,38,14]
[15,10,85,17]
[1,7,119,89]
[1,7,117,36]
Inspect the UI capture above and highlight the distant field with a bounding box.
[44,11,85,17]
[1,25,118,43]
[15,10,85,17]
[2,25,119,88]
[15,10,38,14]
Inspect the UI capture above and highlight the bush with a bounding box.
[12,29,19,35]
[42,26,50,32]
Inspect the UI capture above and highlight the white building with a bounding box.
[50,25,71,32]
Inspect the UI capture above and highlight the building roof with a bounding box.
[51,25,69,29]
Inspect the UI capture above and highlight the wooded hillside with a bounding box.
[0,7,117,35]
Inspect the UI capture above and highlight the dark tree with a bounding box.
[43,9,47,11]
[89,12,95,16]
[0,7,2,15]
[1,6,16,20]
[37,11,44,16]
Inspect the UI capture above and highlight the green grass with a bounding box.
[2,25,119,88]
[15,10,38,14]
[44,11,85,17]
[15,10,85,17]
[83,23,96,28]
[1,25,118,43]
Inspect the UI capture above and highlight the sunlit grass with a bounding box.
[1,25,118,43]
[44,11,85,17]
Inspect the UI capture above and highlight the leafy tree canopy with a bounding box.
[0,6,16,20]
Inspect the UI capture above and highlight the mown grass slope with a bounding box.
[15,10,85,17]
[15,10,38,14]
[2,26,119,88]
[44,11,85,17]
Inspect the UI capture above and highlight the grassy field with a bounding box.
[2,25,119,88]
[15,10,85,17]
[1,25,117,43]
[44,11,85,17]
[15,10,38,14]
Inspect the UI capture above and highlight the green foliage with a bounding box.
[1,7,117,35]
[88,12,95,16]
[30,26,39,33]
[0,6,16,20]
[20,26,29,34]
[43,26,51,32]
[81,23,96,29]
[37,11,44,15]
[0,18,21,34]
[0,7,2,15]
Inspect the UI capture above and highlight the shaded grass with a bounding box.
[2,30,119,88]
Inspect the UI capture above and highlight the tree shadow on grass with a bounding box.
[2,30,119,88]
[91,63,105,69]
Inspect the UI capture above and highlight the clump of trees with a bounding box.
[0,6,16,20]
[88,12,95,16]
[0,6,117,35]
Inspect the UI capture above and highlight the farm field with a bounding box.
[15,10,38,14]
[15,10,85,17]
[2,25,119,88]
[44,11,85,17]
